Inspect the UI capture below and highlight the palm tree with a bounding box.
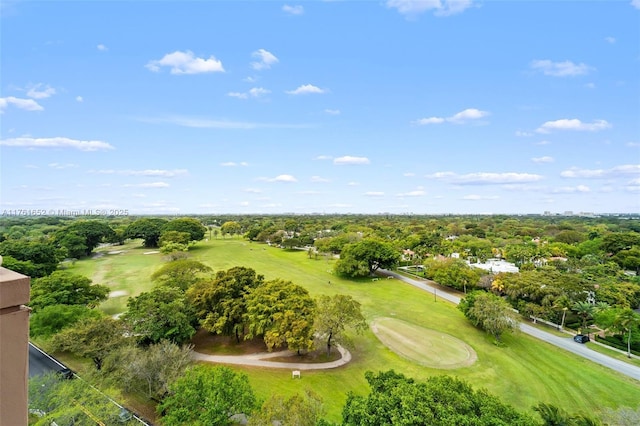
[614,309,640,358]
[534,403,573,426]
[573,301,595,332]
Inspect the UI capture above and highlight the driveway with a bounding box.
[378,269,640,382]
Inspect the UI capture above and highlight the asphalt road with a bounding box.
[29,342,66,377]
[379,269,640,382]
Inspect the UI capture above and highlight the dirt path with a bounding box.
[192,345,351,370]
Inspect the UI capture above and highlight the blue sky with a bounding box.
[1,0,639,215]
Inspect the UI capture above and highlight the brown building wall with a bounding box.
[0,266,31,426]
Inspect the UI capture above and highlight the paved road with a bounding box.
[29,342,66,377]
[378,269,640,382]
[193,344,351,370]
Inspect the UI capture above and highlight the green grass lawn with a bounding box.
[68,238,640,423]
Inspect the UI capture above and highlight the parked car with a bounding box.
[573,334,590,344]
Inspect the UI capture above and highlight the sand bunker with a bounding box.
[143,251,160,255]
[109,290,128,298]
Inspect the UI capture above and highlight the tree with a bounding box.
[162,217,207,242]
[335,239,400,278]
[424,257,482,293]
[460,291,519,343]
[158,365,257,426]
[151,258,212,291]
[612,309,640,358]
[572,301,595,331]
[186,266,264,342]
[121,286,197,345]
[105,341,193,401]
[0,239,63,277]
[314,294,367,356]
[220,221,242,238]
[30,271,109,311]
[55,231,88,259]
[534,403,602,426]
[29,373,138,426]
[29,304,102,338]
[51,317,127,370]
[244,279,317,353]
[248,389,325,426]
[55,220,115,256]
[342,370,537,425]
[159,231,191,247]
[124,218,168,247]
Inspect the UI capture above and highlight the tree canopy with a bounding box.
[124,218,168,247]
[459,291,519,343]
[55,220,115,257]
[30,271,109,312]
[186,266,264,342]
[158,365,256,426]
[151,258,212,291]
[342,370,537,425]
[162,218,207,242]
[121,286,197,345]
[314,294,367,355]
[335,239,400,278]
[244,278,317,353]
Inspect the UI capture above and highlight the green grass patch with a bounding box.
[68,238,640,423]
[371,317,477,369]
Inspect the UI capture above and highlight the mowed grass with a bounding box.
[70,238,640,422]
[371,317,477,369]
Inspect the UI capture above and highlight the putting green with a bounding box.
[371,317,477,369]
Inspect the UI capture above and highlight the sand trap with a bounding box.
[109,290,128,298]
[108,250,125,255]
[144,251,160,255]
[371,317,477,369]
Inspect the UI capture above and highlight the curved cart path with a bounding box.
[193,344,351,370]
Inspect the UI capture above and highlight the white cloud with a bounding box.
[535,140,551,145]
[0,137,114,151]
[552,185,591,193]
[386,0,474,17]
[532,156,554,163]
[146,50,224,74]
[123,182,170,188]
[347,182,360,186]
[93,169,187,177]
[537,118,611,133]
[605,36,616,44]
[26,84,56,99]
[530,59,593,77]
[228,87,271,99]
[76,96,84,102]
[365,191,385,197]
[632,0,640,9]
[314,155,333,160]
[49,163,78,169]
[403,172,416,177]
[259,174,298,183]
[515,130,533,137]
[333,156,370,165]
[413,117,445,125]
[282,4,304,15]
[413,108,489,125]
[97,44,108,51]
[448,108,489,123]
[324,109,341,115]
[286,84,326,95]
[560,164,640,179]
[0,97,44,112]
[627,142,640,147]
[426,171,544,185]
[251,49,279,70]
[220,162,248,167]
[243,188,262,193]
[585,82,596,89]
[397,189,426,197]
[274,174,297,183]
[462,194,500,200]
[311,176,330,183]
